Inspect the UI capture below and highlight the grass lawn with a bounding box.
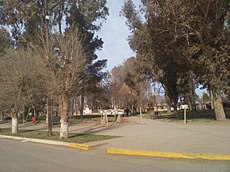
[30,114,116,125]
[0,114,121,143]
[143,109,230,121]
[0,128,119,143]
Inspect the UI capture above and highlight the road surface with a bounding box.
[0,139,229,172]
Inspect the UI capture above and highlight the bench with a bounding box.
[100,109,124,125]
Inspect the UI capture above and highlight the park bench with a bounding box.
[100,109,124,125]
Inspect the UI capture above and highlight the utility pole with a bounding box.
[45,0,53,136]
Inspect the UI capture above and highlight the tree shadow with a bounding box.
[69,122,123,137]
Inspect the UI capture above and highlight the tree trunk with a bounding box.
[166,104,171,113]
[0,112,3,121]
[172,99,178,112]
[209,90,214,110]
[186,92,192,111]
[101,113,108,125]
[32,104,36,117]
[116,114,122,123]
[60,116,69,139]
[22,106,26,123]
[213,93,226,120]
[80,92,84,118]
[22,115,26,123]
[140,107,143,121]
[165,94,173,112]
[47,95,53,136]
[12,117,18,134]
[188,100,192,111]
[73,98,77,116]
[60,94,69,139]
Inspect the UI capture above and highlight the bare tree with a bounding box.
[54,29,87,139]
[0,48,47,133]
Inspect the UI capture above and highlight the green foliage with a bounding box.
[122,0,229,113]
[121,0,142,30]
[202,92,211,103]
[0,1,109,113]
[0,0,49,46]
[64,1,109,95]
[0,0,108,63]
[179,0,230,93]
[65,0,109,32]
[110,57,151,110]
[122,1,193,109]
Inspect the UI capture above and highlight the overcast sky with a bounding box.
[96,0,140,71]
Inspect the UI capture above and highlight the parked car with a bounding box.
[52,116,60,124]
[3,114,11,122]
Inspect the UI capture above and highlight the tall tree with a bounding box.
[54,29,87,138]
[110,57,151,112]
[122,0,229,119]
[121,0,193,111]
[176,0,229,120]
[0,0,109,136]
[65,0,108,103]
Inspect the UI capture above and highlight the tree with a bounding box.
[177,0,229,120]
[0,48,47,133]
[110,57,151,113]
[0,0,109,136]
[0,28,12,55]
[0,0,63,135]
[122,0,229,119]
[121,0,193,111]
[123,57,151,113]
[65,0,108,117]
[54,29,87,139]
[80,73,113,113]
[57,0,108,137]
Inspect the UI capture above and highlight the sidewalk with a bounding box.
[94,117,230,153]
[86,116,230,160]
[1,116,230,160]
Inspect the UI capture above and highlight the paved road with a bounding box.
[0,139,229,172]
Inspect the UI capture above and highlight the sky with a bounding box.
[95,1,205,96]
[96,0,139,71]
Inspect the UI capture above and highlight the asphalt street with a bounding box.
[0,138,229,172]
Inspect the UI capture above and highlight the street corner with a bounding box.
[106,148,230,161]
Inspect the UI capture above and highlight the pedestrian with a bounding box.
[125,107,130,117]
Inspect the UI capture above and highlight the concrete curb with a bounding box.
[107,148,230,161]
[68,143,92,150]
[0,135,92,151]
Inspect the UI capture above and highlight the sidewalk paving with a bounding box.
[1,116,230,160]
[84,117,230,160]
[95,117,230,154]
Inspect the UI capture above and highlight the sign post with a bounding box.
[181,105,188,124]
[184,108,187,124]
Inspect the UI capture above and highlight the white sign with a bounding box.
[181,105,188,110]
